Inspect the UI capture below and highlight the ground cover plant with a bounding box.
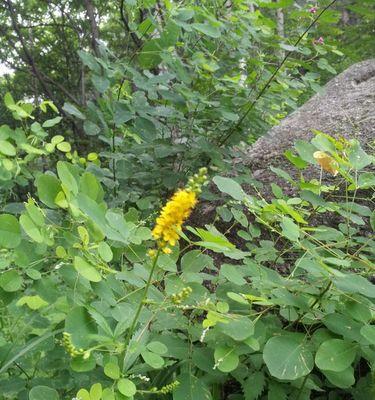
[0,0,374,399]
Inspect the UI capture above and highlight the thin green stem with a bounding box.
[122,249,161,368]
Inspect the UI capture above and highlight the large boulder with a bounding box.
[241,59,375,185]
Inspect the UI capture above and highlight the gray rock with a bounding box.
[243,59,375,171]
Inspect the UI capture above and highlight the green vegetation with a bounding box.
[0,1,374,399]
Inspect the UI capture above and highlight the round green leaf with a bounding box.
[0,270,22,292]
[76,389,90,400]
[214,346,239,373]
[141,350,164,369]
[98,242,113,262]
[29,386,59,400]
[117,378,136,397]
[315,339,356,372]
[0,214,21,248]
[0,140,16,156]
[146,341,168,355]
[104,362,120,380]
[263,335,313,380]
[323,366,355,389]
[56,141,71,152]
[36,174,62,209]
[70,354,96,372]
[74,256,102,282]
[90,383,103,400]
[217,316,254,341]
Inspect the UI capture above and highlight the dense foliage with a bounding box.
[0,0,374,399]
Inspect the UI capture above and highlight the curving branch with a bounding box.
[119,0,142,48]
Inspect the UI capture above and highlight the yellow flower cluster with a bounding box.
[152,189,197,253]
[150,168,207,255]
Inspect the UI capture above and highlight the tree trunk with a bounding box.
[83,0,100,56]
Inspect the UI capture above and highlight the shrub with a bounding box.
[0,103,374,400]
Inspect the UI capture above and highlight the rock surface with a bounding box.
[242,59,375,180]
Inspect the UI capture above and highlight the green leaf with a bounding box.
[92,75,110,93]
[217,316,254,341]
[0,270,22,292]
[263,335,313,380]
[20,214,43,243]
[285,149,308,169]
[0,140,16,156]
[76,389,90,400]
[281,216,300,242]
[181,251,213,273]
[17,295,48,310]
[90,383,102,400]
[294,140,317,164]
[42,116,62,128]
[322,313,363,342]
[138,39,162,69]
[173,373,212,400]
[158,253,177,272]
[214,346,239,372]
[65,306,96,348]
[104,362,120,380]
[147,341,168,355]
[220,264,246,285]
[357,172,375,189]
[323,366,355,389]
[360,325,375,345]
[98,242,113,262]
[141,350,164,369]
[192,23,221,38]
[242,371,265,400]
[213,176,246,201]
[348,141,372,170]
[62,102,86,119]
[332,274,375,298]
[71,354,96,372]
[270,166,296,186]
[4,92,15,107]
[29,386,59,400]
[57,161,79,195]
[0,214,21,248]
[56,141,71,152]
[102,388,115,400]
[315,339,356,372]
[117,378,136,397]
[74,256,102,282]
[36,174,62,209]
[84,120,101,136]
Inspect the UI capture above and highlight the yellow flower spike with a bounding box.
[150,168,207,253]
[313,151,339,176]
[152,189,197,250]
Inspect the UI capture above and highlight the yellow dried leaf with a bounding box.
[313,151,339,176]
